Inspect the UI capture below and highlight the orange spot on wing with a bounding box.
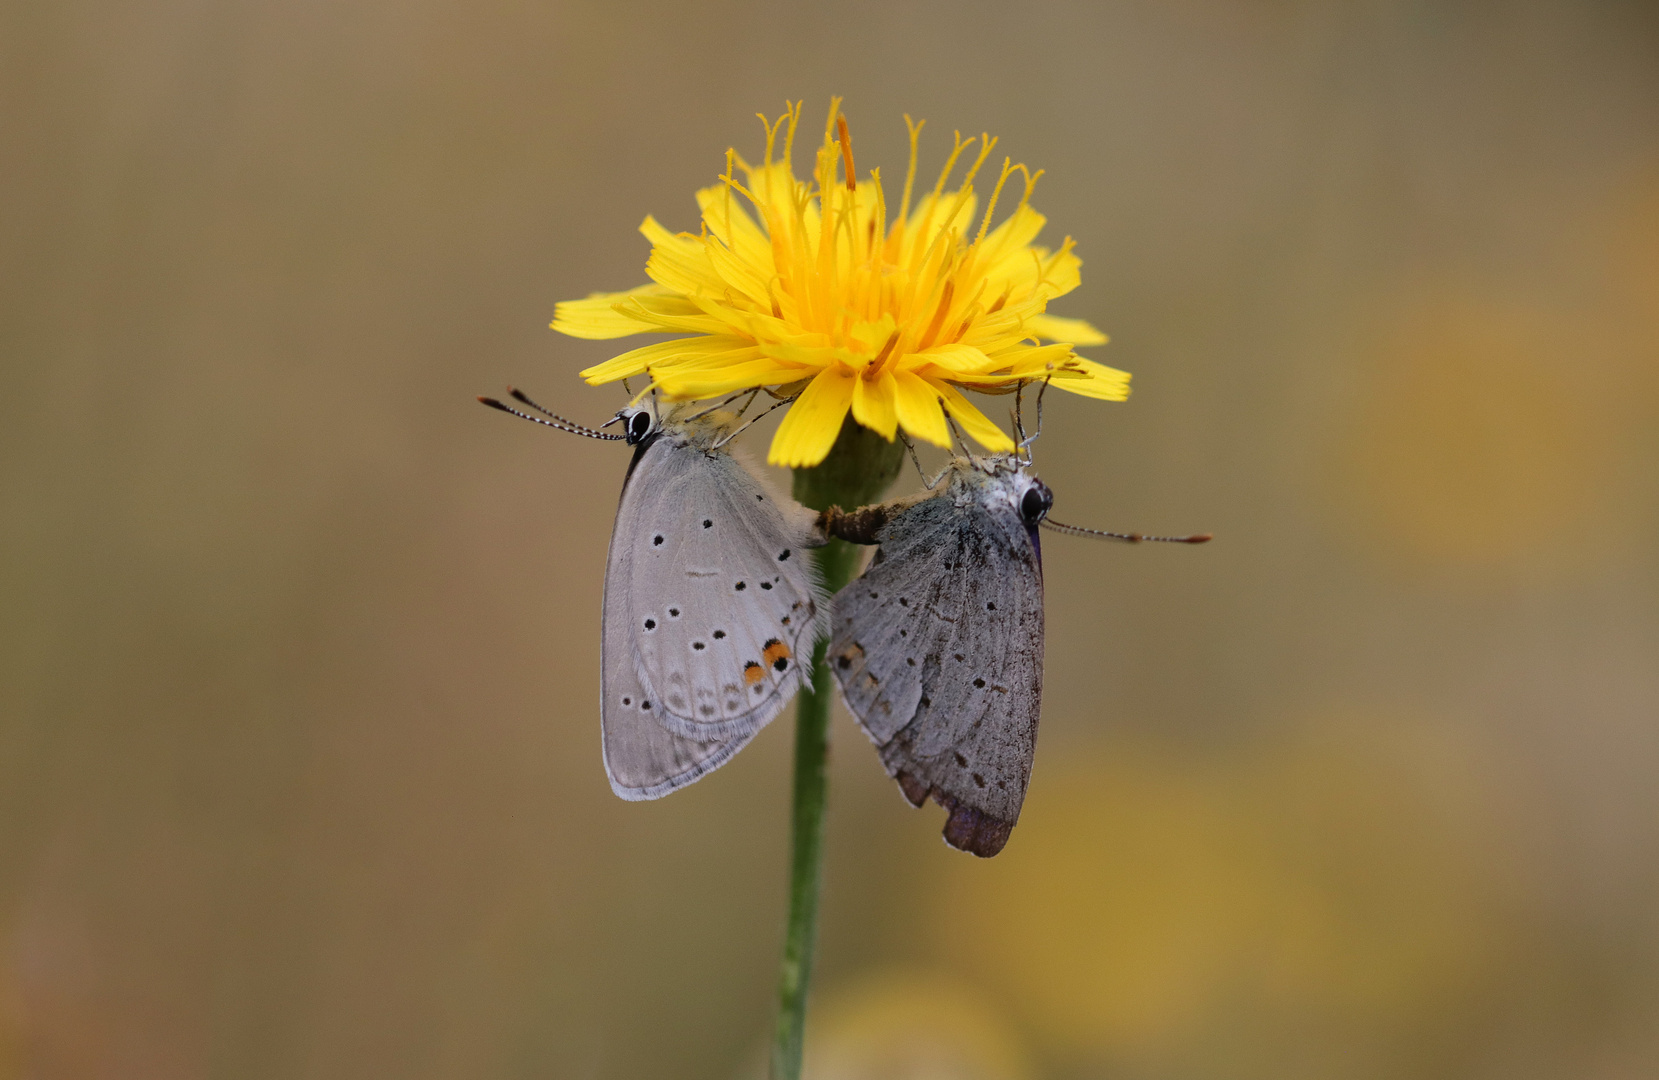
[743,661,766,685]
[762,639,792,666]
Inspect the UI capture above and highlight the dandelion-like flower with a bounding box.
[552,99,1130,467]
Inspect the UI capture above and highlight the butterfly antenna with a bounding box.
[478,394,624,440]
[712,394,797,450]
[1042,519,1211,544]
[509,386,578,423]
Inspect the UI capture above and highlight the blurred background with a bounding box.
[4,1,1658,1077]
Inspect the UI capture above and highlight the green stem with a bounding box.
[771,418,904,1080]
[768,536,855,1079]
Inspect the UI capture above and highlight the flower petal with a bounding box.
[695,184,773,268]
[769,366,856,467]
[1025,314,1108,346]
[702,233,773,308]
[654,356,813,398]
[979,205,1046,264]
[957,305,1031,349]
[607,295,736,336]
[579,335,753,385]
[946,344,1076,385]
[909,342,996,374]
[929,379,1016,453]
[552,284,681,339]
[892,369,951,449]
[850,370,898,439]
[1047,357,1132,401]
[640,216,728,297]
[1037,242,1082,299]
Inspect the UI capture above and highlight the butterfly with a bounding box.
[823,449,1208,856]
[480,390,823,799]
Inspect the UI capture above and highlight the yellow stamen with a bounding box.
[872,329,900,369]
[976,158,1017,245]
[722,147,736,241]
[837,115,855,192]
[757,111,782,170]
[1019,166,1044,211]
[822,96,842,150]
[932,131,975,201]
[941,136,997,240]
[868,167,886,273]
[898,115,924,229]
[781,100,802,174]
[919,280,954,350]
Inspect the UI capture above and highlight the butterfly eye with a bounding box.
[627,411,653,442]
[1020,481,1053,524]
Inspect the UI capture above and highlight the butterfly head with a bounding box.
[1018,475,1054,527]
[615,405,661,446]
[957,454,1054,528]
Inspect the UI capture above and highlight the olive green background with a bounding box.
[4,2,1658,1077]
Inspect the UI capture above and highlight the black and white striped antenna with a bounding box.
[477,387,624,440]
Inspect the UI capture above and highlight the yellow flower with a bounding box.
[553,100,1130,467]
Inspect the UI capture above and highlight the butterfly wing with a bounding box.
[626,440,821,742]
[600,435,752,799]
[601,562,753,799]
[831,478,1043,857]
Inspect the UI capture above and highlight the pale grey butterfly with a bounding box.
[480,388,824,800]
[821,427,1209,856]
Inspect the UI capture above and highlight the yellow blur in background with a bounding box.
[4,2,1658,1078]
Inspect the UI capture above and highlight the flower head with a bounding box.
[553,100,1130,467]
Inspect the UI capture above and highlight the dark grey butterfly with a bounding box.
[825,455,1050,856]
[823,453,1208,856]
